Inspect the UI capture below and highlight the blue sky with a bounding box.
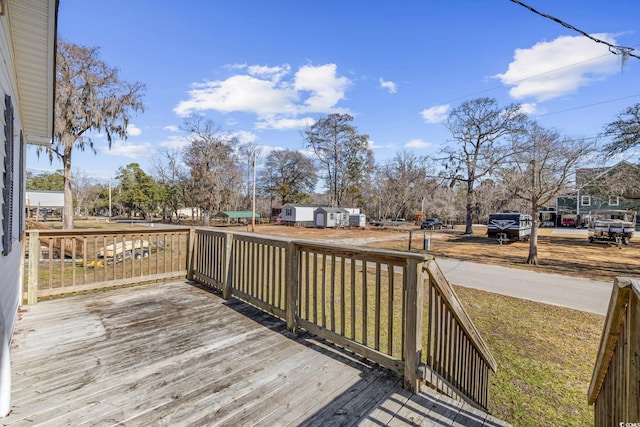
[27,0,640,182]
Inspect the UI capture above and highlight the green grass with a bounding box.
[454,286,603,426]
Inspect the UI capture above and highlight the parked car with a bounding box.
[369,219,383,227]
[420,218,443,230]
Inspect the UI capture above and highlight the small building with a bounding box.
[25,190,64,218]
[214,210,260,225]
[314,207,349,228]
[349,213,367,228]
[281,204,316,227]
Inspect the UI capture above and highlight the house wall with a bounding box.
[0,7,25,415]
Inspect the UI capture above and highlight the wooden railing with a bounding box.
[25,227,191,304]
[191,229,497,409]
[588,277,640,426]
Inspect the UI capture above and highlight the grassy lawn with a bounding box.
[454,286,603,426]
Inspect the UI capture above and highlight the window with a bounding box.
[285,208,292,216]
[608,196,620,206]
[580,195,591,206]
[18,131,24,241]
[2,94,14,256]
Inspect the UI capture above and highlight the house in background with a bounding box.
[314,207,349,228]
[0,0,57,415]
[556,161,640,227]
[280,203,316,227]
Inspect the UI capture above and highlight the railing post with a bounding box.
[223,232,234,300]
[627,292,639,421]
[27,231,40,305]
[285,241,298,332]
[404,258,424,393]
[186,227,196,280]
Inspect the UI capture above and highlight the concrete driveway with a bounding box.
[436,257,612,315]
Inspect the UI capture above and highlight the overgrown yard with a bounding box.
[253,223,631,426]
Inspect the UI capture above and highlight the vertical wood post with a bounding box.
[627,293,640,421]
[285,241,298,332]
[186,227,196,280]
[223,232,234,300]
[404,258,424,393]
[27,231,40,305]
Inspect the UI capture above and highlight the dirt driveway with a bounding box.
[252,224,640,283]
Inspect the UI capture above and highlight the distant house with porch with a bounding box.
[556,161,640,227]
[314,207,349,228]
[280,204,316,227]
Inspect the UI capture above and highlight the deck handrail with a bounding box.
[23,226,496,410]
[588,277,640,426]
[25,227,191,304]
[191,228,496,409]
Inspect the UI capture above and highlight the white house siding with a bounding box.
[281,204,316,226]
[0,0,56,416]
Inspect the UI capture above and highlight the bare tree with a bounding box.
[602,102,640,156]
[442,97,527,234]
[377,150,434,220]
[304,113,371,207]
[151,149,189,222]
[48,40,145,229]
[181,116,241,225]
[71,169,93,216]
[501,122,595,264]
[259,149,318,206]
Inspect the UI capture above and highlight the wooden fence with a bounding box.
[190,229,497,410]
[25,227,191,304]
[588,277,640,426]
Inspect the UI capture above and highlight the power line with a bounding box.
[509,0,640,61]
[534,93,640,118]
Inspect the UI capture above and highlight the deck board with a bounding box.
[5,281,510,426]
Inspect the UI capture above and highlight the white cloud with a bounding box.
[102,141,155,158]
[495,34,620,101]
[159,135,190,150]
[420,104,450,123]
[405,139,432,149]
[231,130,258,144]
[164,125,179,132]
[519,103,540,115]
[255,116,316,130]
[174,63,351,129]
[294,64,350,112]
[126,123,142,136]
[379,77,397,94]
[367,139,395,150]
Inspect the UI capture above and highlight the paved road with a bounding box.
[436,257,612,315]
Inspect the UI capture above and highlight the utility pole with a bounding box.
[251,152,257,232]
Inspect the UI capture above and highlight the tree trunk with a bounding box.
[527,207,539,265]
[62,151,74,229]
[464,181,474,234]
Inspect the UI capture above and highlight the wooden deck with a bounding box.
[5,281,510,426]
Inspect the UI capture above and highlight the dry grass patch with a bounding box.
[454,286,603,426]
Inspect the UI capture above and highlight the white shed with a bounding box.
[281,204,316,227]
[314,207,349,228]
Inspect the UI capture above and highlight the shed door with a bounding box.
[316,212,325,226]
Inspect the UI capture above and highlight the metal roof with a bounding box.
[7,0,57,146]
[215,211,261,219]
